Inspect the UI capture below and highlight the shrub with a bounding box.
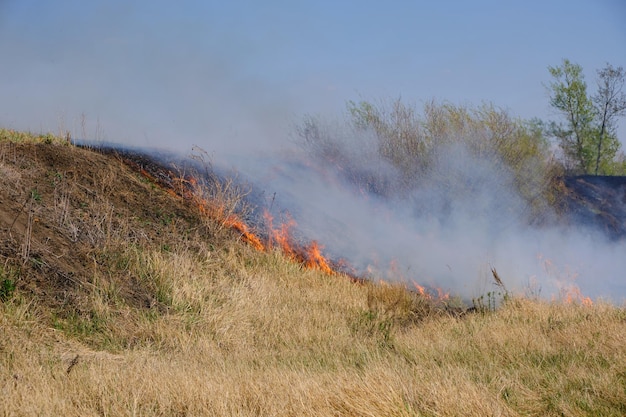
[297,98,562,224]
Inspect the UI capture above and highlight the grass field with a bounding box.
[1,129,625,416]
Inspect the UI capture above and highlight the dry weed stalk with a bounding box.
[172,146,253,237]
[54,187,70,227]
[21,201,34,263]
[491,267,506,291]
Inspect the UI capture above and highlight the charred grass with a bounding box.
[1,129,625,416]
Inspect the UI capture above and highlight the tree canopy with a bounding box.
[547,59,626,175]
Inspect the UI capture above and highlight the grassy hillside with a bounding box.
[1,129,625,416]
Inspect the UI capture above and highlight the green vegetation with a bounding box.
[0,273,16,302]
[298,60,626,184]
[0,128,69,145]
[299,99,561,223]
[546,59,626,175]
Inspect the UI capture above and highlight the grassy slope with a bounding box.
[1,129,625,416]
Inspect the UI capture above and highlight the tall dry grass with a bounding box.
[2,256,625,416]
[1,129,625,416]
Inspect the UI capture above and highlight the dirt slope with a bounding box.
[0,140,210,313]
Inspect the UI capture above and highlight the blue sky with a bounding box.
[1,0,625,153]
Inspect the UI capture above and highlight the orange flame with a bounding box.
[123,158,341,275]
[303,241,335,274]
[412,281,450,301]
[133,166,431,283]
[168,185,342,276]
[413,282,427,296]
[264,210,336,274]
[538,254,592,306]
[385,259,449,301]
[559,284,593,306]
[223,214,265,252]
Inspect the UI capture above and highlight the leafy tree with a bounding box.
[592,64,626,175]
[547,59,595,173]
[547,59,626,174]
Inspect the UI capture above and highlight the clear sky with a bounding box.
[1,0,625,153]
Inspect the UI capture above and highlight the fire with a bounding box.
[560,284,593,307]
[412,281,450,301]
[117,152,341,276]
[161,171,339,274]
[222,214,265,252]
[413,282,427,296]
[538,254,593,306]
[263,210,296,254]
[303,241,334,275]
[263,210,335,274]
[128,159,487,302]
[372,259,450,301]
[124,156,600,307]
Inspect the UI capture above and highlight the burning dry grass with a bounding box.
[1,130,626,416]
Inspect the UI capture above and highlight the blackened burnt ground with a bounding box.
[562,175,626,240]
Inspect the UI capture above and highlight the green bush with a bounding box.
[297,98,562,224]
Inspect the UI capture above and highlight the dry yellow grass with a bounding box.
[1,129,626,416]
[3,261,625,416]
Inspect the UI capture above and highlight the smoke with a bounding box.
[0,1,315,158]
[236,117,626,303]
[1,1,625,303]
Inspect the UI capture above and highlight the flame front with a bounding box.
[264,210,335,274]
[135,160,595,306]
[159,171,338,275]
[223,214,265,252]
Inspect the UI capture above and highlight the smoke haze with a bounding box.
[246,122,626,302]
[1,1,625,302]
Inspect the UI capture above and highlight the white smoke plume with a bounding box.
[1,1,625,303]
[235,117,626,303]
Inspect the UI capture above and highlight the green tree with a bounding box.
[592,64,626,175]
[547,59,595,173]
[547,59,626,174]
